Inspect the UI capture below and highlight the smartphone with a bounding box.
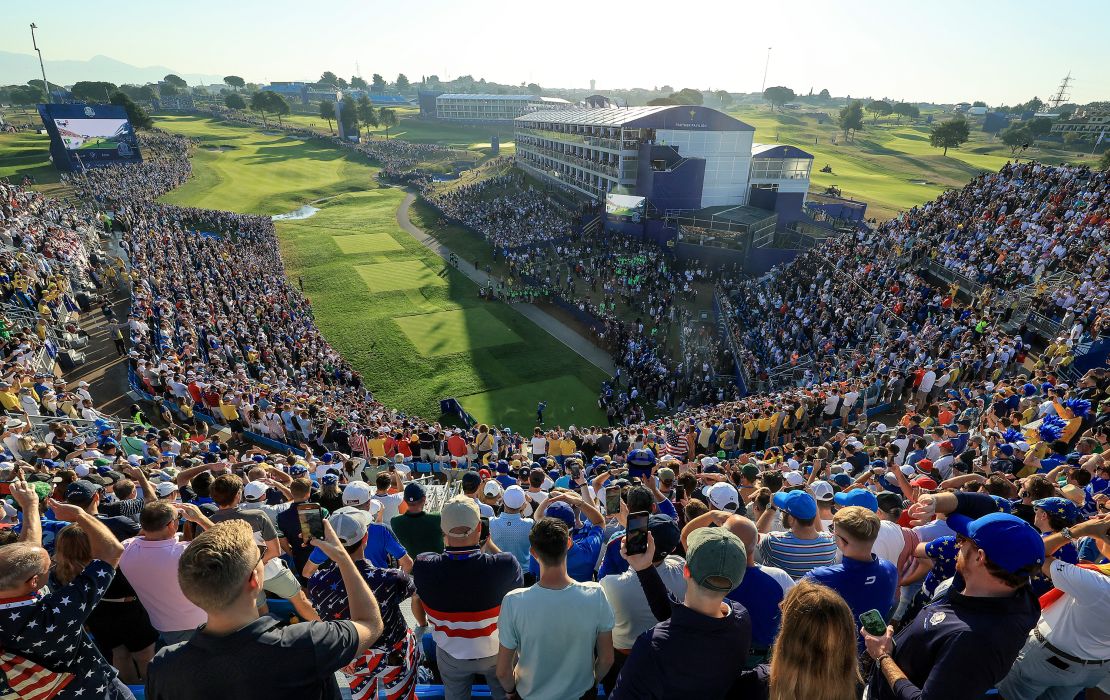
[673,484,686,502]
[605,488,622,515]
[297,503,325,541]
[625,511,650,556]
[859,609,887,636]
[479,516,490,543]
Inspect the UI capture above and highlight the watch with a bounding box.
[1060,527,1075,542]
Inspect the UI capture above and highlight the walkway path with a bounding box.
[395,191,617,376]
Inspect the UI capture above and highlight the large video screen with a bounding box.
[605,193,646,223]
[38,104,142,172]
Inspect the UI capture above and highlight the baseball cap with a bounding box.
[784,471,806,487]
[947,512,1045,573]
[242,481,268,502]
[647,514,681,556]
[657,467,676,483]
[482,480,503,498]
[876,492,904,514]
[1034,497,1079,524]
[546,502,577,527]
[155,481,179,498]
[916,458,934,473]
[706,482,740,512]
[329,507,373,547]
[461,471,482,491]
[403,482,426,504]
[686,527,747,592]
[910,475,939,490]
[343,481,372,506]
[440,495,480,538]
[809,480,835,502]
[833,488,879,511]
[64,480,100,507]
[502,485,527,510]
[772,490,817,520]
[830,473,852,489]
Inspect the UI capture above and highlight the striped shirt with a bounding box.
[348,432,368,456]
[756,531,839,580]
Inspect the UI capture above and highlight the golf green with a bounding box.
[332,233,403,254]
[355,260,447,292]
[457,375,601,430]
[396,308,522,357]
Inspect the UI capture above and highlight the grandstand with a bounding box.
[418,92,572,123]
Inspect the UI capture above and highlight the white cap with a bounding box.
[73,463,90,477]
[242,481,268,502]
[343,480,372,506]
[127,454,142,466]
[899,465,917,477]
[329,507,373,546]
[482,480,503,498]
[503,485,526,509]
[809,480,835,502]
[784,471,805,487]
[155,481,179,498]
[706,482,740,511]
[1014,441,1031,452]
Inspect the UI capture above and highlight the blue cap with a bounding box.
[1066,452,1082,465]
[1033,497,1079,525]
[990,495,1013,514]
[404,482,426,503]
[289,464,308,476]
[546,501,576,527]
[208,441,221,452]
[944,424,959,432]
[99,438,118,448]
[833,488,879,511]
[773,490,818,520]
[626,448,656,468]
[870,459,887,468]
[321,474,339,485]
[831,473,852,489]
[321,453,334,464]
[252,454,266,463]
[495,463,509,474]
[998,444,1015,457]
[947,512,1045,573]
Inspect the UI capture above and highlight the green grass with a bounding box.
[152,114,607,429]
[155,114,377,214]
[728,106,1096,219]
[0,130,61,185]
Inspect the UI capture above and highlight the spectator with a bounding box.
[611,527,751,699]
[411,495,522,700]
[374,471,405,529]
[275,477,322,579]
[390,481,444,556]
[755,490,837,579]
[308,508,418,700]
[497,517,615,700]
[490,484,535,571]
[304,481,412,576]
[146,519,384,699]
[862,491,1045,699]
[119,501,214,645]
[528,491,605,582]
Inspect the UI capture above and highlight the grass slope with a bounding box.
[0,130,59,185]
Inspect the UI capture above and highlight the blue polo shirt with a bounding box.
[528,523,603,582]
[308,522,407,568]
[805,554,898,644]
[726,564,794,648]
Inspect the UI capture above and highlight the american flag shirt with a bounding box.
[0,560,129,699]
[307,561,414,651]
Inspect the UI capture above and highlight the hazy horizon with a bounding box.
[2,0,1107,106]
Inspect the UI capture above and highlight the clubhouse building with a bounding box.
[418,92,573,124]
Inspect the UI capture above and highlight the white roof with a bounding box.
[437,93,539,101]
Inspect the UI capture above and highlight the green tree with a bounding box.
[972,100,987,108]
[715,90,733,108]
[26,79,64,98]
[763,86,795,111]
[350,76,367,90]
[10,84,42,110]
[526,82,542,95]
[647,97,679,106]
[1026,117,1053,137]
[1021,97,1044,113]
[892,102,920,123]
[818,88,831,101]
[138,85,157,101]
[669,88,704,105]
[70,81,118,102]
[163,74,187,88]
[356,95,376,134]
[338,97,359,138]
[267,92,290,126]
[866,100,893,124]
[320,71,339,86]
[319,99,335,134]
[395,74,410,92]
[109,92,152,128]
[223,75,245,91]
[379,108,398,138]
[1000,125,1030,155]
[930,117,970,155]
[225,93,246,110]
[371,74,387,93]
[250,90,273,126]
[838,100,865,140]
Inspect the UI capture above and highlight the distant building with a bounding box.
[418,93,572,123]
[1051,107,1110,137]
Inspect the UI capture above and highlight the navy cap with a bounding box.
[546,501,576,527]
[404,482,426,503]
[773,490,818,520]
[647,514,681,556]
[833,488,879,512]
[321,474,339,485]
[948,512,1045,573]
[1033,497,1079,525]
[64,480,100,506]
[830,473,852,489]
[990,495,1013,514]
[289,465,308,476]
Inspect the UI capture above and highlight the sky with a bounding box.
[2,0,1107,106]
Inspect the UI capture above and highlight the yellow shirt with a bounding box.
[219,402,240,421]
[0,390,20,411]
[367,438,386,458]
[743,420,757,439]
[561,438,576,456]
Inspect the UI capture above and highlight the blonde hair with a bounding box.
[832,505,881,543]
[52,525,91,586]
[178,520,257,611]
[770,580,861,700]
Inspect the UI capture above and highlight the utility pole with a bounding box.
[30,23,51,103]
[760,46,772,95]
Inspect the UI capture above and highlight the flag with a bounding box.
[0,651,74,700]
[1096,129,1105,146]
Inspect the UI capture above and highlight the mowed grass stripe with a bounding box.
[396,308,522,357]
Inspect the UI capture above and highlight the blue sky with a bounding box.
[2,0,1106,105]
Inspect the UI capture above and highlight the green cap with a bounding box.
[717,450,727,459]
[741,464,760,481]
[686,527,747,592]
[657,467,675,482]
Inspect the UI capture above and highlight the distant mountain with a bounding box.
[0,51,224,87]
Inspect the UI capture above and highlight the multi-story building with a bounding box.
[418,93,572,123]
[1051,107,1110,137]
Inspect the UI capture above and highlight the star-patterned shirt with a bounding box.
[0,559,129,699]
[307,560,414,651]
[922,536,959,599]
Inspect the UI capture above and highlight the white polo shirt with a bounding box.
[1041,559,1110,659]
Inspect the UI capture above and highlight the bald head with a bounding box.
[0,543,49,593]
[723,514,758,565]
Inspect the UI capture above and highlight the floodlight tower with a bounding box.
[760,47,772,94]
[30,23,51,103]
